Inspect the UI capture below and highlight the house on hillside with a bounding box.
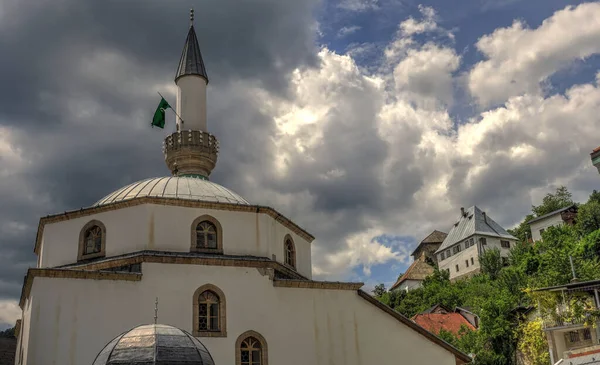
[528,205,578,242]
[390,252,435,292]
[411,230,448,264]
[534,279,600,364]
[412,305,477,338]
[435,206,517,281]
[390,230,447,292]
[455,307,479,329]
[591,146,600,174]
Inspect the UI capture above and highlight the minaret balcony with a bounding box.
[163,130,219,178]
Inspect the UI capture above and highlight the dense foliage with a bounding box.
[0,326,15,338]
[374,188,600,364]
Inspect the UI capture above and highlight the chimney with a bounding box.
[483,212,487,223]
[460,207,465,217]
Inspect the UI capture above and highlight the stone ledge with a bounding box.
[273,279,363,290]
[60,251,307,281]
[19,268,141,309]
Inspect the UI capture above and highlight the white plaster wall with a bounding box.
[530,214,564,242]
[438,243,479,280]
[39,203,312,278]
[398,279,422,292]
[437,235,515,280]
[21,263,457,365]
[176,75,207,132]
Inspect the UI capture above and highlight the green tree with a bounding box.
[531,186,575,217]
[576,201,600,236]
[479,248,503,280]
[516,319,549,365]
[0,326,15,338]
[372,283,386,298]
[588,190,600,204]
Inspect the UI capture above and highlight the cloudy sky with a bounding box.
[1,0,600,329]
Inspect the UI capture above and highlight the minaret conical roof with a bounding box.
[175,24,208,83]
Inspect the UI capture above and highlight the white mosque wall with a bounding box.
[176,75,207,131]
[21,263,457,365]
[38,203,312,278]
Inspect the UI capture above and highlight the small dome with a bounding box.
[94,176,249,206]
[92,324,215,365]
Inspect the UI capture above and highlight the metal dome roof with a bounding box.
[92,324,215,365]
[94,176,249,206]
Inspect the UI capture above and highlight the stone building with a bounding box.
[13,11,470,365]
[390,230,447,292]
[411,230,447,265]
[435,206,517,281]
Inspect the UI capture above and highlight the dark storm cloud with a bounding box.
[0,0,321,317]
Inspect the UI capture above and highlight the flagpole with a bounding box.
[157,92,185,127]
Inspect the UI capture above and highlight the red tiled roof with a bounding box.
[412,313,476,337]
[592,146,600,154]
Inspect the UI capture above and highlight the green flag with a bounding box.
[151,97,171,128]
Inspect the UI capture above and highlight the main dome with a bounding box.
[92,324,215,365]
[94,176,249,206]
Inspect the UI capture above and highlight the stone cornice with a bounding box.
[273,279,363,290]
[59,251,308,281]
[357,290,471,364]
[34,196,315,254]
[19,268,141,309]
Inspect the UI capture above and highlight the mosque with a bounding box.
[13,11,471,365]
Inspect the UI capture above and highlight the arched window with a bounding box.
[193,284,226,337]
[191,215,223,253]
[236,331,268,365]
[197,221,217,249]
[84,226,103,255]
[198,290,219,331]
[284,235,296,269]
[78,220,106,261]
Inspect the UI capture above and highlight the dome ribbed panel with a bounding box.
[93,177,249,206]
[92,324,215,365]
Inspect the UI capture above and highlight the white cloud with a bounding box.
[469,2,600,106]
[393,43,461,106]
[338,0,378,12]
[0,300,20,326]
[337,25,362,38]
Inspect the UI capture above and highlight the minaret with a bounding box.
[163,9,218,179]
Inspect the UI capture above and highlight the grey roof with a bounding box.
[94,176,249,206]
[93,324,215,365]
[176,25,208,83]
[410,230,447,257]
[527,204,577,224]
[435,206,516,254]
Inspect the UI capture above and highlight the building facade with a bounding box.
[528,205,578,242]
[411,230,447,265]
[591,146,600,174]
[435,206,517,281]
[534,279,600,364]
[13,12,470,365]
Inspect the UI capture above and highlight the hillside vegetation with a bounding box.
[375,188,600,365]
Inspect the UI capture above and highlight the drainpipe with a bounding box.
[594,289,600,309]
[569,256,578,282]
